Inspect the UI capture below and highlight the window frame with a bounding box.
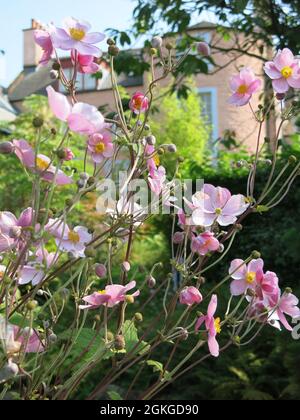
[198,87,219,154]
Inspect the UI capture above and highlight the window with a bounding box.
[198,87,218,153]
[59,69,97,92]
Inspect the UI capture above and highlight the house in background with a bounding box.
[0,85,16,123]
[8,19,270,152]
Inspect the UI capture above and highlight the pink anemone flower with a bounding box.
[0,208,34,253]
[18,248,57,286]
[129,92,150,115]
[71,50,101,74]
[0,319,44,354]
[179,287,203,306]
[264,48,300,94]
[34,30,54,66]
[79,281,140,310]
[228,68,262,106]
[47,86,106,136]
[148,166,167,196]
[50,17,105,57]
[195,294,220,357]
[46,219,92,258]
[273,292,300,332]
[87,132,114,163]
[229,258,264,297]
[13,139,72,185]
[192,184,249,227]
[191,231,220,256]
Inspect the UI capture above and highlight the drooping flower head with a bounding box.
[0,208,34,253]
[79,281,140,310]
[71,50,101,74]
[13,139,72,185]
[18,247,57,286]
[191,232,220,256]
[47,86,106,136]
[192,184,249,227]
[87,132,114,163]
[195,294,220,357]
[129,92,150,115]
[50,17,105,57]
[34,30,54,66]
[229,68,262,106]
[180,287,203,306]
[264,48,300,94]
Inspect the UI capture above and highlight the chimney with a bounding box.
[23,19,43,70]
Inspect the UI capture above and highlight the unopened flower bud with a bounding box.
[50,70,58,80]
[80,172,89,180]
[32,117,44,128]
[151,36,163,49]
[178,156,185,163]
[125,295,135,304]
[114,335,126,350]
[108,45,120,56]
[167,144,177,153]
[147,275,156,289]
[107,38,115,46]
[196,42,211,57]
[37,289,45,297]
[52,61,61,71]
[179,328,189,341]
[87,176,96,186]
[233,336,241,346]
[158,148,165,155]
[49,333,57,344]
[122,261,131,273]
[85,247,96,258]
[150,48,157,56]
[0,361,19,382]
[235,224,243,231]
[146,135,156,146]
[65,198,74,207]
[95,264,107,278]
[26,300,38,311]
[0,141,14,155]
[173,232,185,244]
[218,244,225,253]
[289,155,297,165]
[165,42,174,50]
[134,313,143,323]
[276,92,286,101]
[285,287,293,295]
[77,179,86,189]
[251,250,261,259]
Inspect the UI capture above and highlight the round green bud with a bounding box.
[107,38,115,46]
[251,250,261,259]
[125,295,135,304]
[108,45,120,56]
[26,300,38,311]
[32,117,44,128]
[52,62,61,71]
[288,155,297,165]
[134,313,143,323]
[107,331,114,342]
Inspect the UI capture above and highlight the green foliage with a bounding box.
[149,85,210,172]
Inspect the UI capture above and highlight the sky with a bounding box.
[0,0,135,86]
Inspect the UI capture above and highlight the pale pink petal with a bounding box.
[207,295,218,319]
[288,76,300,89]
[272,77,289,93]
[229,259,247,280]
[274,48,294,70]
[264,62,282,79]
[208,335,220,357]
[83,32,105,44]
[47,86,72,122]
[75,42,101,57]
[230,279,247,296]
[223,194,248,217]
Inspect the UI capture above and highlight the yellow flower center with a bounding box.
[214,317,222,334]
[153,154,160,167]
[98,290,106,295]
[215,208,222,215]
[237,84,248,95]
[68,230,80,244]
[281,66,293,79]
[36,157,49,171]
[246,271,256,284]
[70,28,86,41]
[95,142,106,154]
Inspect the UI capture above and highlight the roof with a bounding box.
[8,62,54,102]
[188,21,217,31]
[0,88,17,121]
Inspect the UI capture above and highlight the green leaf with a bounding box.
[147,360,164,373]
[107,390,123,400]
[255,205,270,214]
[234,0,249,12]
[123,320,150,355]
[229,366,250,383]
